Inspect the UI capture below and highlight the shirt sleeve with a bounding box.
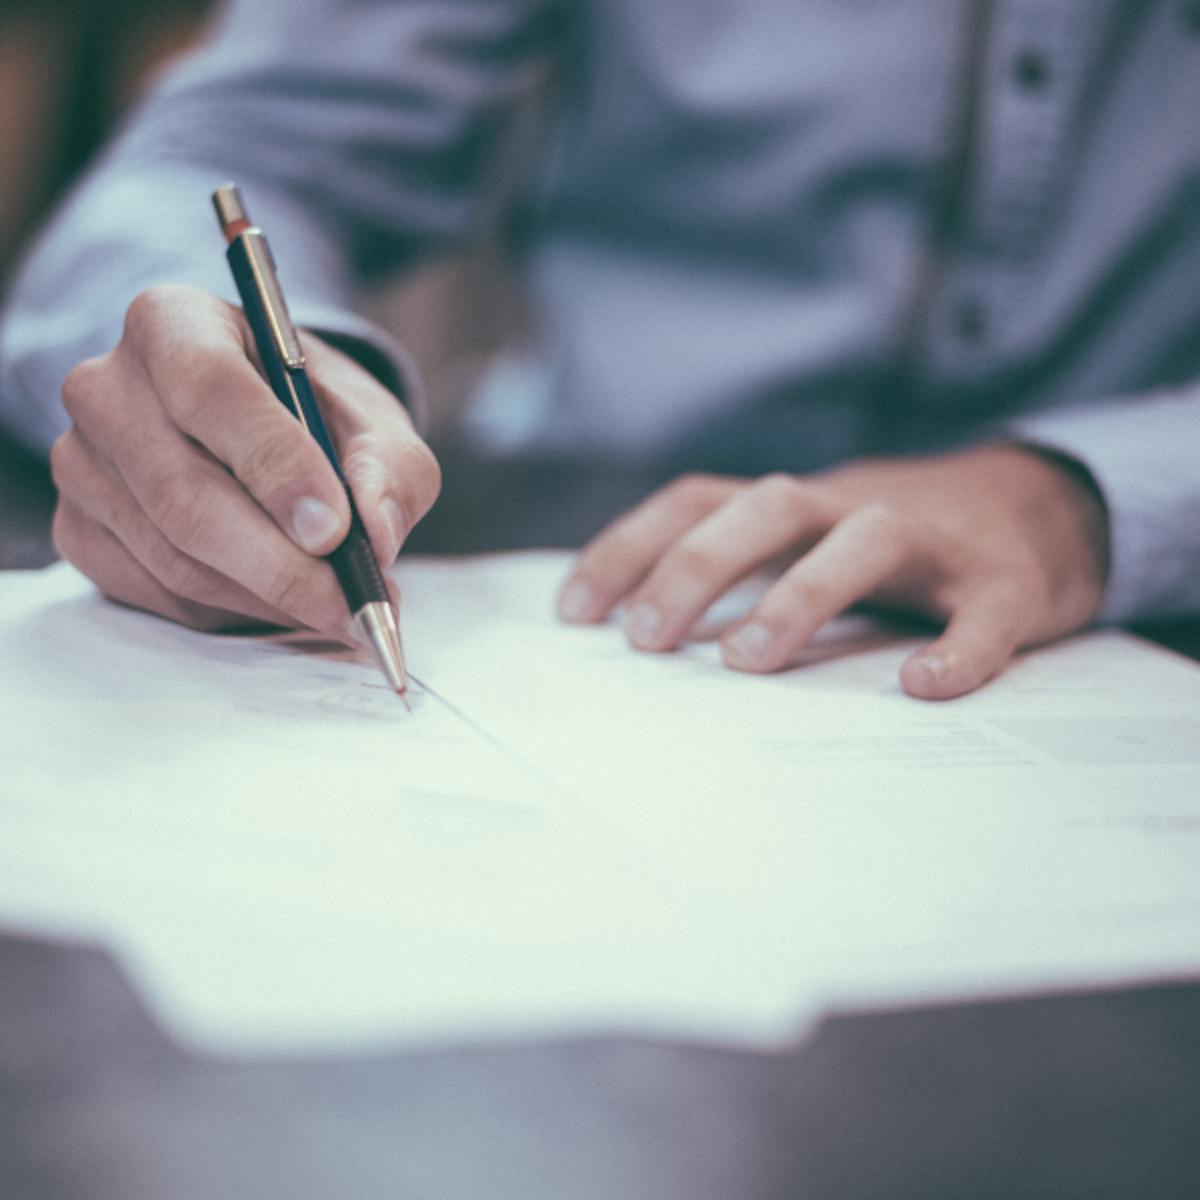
[0,0,561,454]
[1007,387,1200,624]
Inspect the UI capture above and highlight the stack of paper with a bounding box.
[1,553,1197,1054]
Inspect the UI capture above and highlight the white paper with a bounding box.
[1,554,1198,1054]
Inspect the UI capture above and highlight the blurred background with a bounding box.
[0,0,213,285]
[0,0,544,564]
[0,0,213,565]
[0,0,528,415]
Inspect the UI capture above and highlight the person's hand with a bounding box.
[51,284,441,638]
[557,445,1110,699]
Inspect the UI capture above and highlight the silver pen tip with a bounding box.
[355,601,407,697]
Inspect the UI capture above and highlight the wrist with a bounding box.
[985,441,1111,625]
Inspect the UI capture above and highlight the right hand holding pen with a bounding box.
[50,284,441,638]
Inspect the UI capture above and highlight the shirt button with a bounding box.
[1012,49,1051,91]
[951,296,989,345]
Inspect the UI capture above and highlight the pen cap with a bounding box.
[213,183,252,239]
[215,186,306,370]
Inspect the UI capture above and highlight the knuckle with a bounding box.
[855,502,908,544]
[664,539,722,585]
[155,550,214,603]
[263,565,329,623]
[579,525,641,577]
[123,284,212,344]
[341,440,386,486]
[672,471,711,494]
[146,473,211,554]
[122,285,177,344]
[60,357,108,422]
[758,471,797,496]
[754,472,812,518]
[236,426,312,498]
[133,519,223,608]
[667,472,723,516]
[782,574,838,616]
[167,348,236,430]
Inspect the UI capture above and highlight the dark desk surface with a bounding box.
[2,430,1198,1199]
[0,432,56,571]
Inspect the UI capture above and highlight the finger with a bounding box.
[899,587,1026,700]
[309,337,442,567]
[557,473,739,624]
[126,286,352,556]
[621,474,839,651]
[721,503,912,672]
[51,427,305,632]
[53,500,262,633]
[77,378,351,635]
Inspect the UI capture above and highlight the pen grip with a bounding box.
[328,492,391,614]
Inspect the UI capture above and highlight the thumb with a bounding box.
[900,587,1026,700]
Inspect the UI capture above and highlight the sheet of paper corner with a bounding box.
[0,556,1198,1057]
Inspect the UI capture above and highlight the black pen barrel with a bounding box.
[225,237,389,613]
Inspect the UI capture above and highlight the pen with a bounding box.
[212,183,408,698]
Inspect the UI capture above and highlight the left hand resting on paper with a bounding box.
[556,444,1109,699]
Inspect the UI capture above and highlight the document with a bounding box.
[1,554,1198,1054]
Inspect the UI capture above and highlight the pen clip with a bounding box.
[213,184,306,369]
[241,231,306,369]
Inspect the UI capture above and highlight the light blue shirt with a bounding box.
[2,0,1199,621]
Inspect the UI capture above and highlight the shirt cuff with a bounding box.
[1004,389,1200,623]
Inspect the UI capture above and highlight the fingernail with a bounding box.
[558,580,597,623]
[342,617,363,647]
[725,622,773,665]
[625,603,663,648]
[903,652,950,697]
[380,497,406,561]
[911,652,948,681]
[291,497,342,553]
